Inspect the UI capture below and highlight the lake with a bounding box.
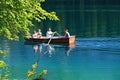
[0,37,120,80]
[1,0,120,80]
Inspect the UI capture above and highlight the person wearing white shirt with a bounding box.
[32,30,38,38]
[37,29,42,38]
[46,28,55,38]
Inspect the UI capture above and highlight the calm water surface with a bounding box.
[1,0,120,80]
[1,37,120,80]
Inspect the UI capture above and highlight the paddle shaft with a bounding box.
[56,32,61,36]
[47,32,55,44]
[47,38,52,44]
[47,31,61,44]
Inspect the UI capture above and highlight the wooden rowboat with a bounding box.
[24,36,75,44]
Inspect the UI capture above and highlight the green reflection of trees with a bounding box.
[40,0,120,37]
[98,11,107,37]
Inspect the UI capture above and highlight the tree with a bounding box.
[0,0,59,40]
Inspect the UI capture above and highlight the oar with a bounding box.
[56,32,61,36]
[47,32,56,45]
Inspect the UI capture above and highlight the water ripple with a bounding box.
[75,37,120,52]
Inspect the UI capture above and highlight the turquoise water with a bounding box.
[1,37,120,80]
[1,0,120,79]
[0,0,120,80]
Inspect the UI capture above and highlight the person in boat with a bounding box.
[32,30,38,38]
[46,27,56,38]
[37,29,42,38]
[64,29,70,38]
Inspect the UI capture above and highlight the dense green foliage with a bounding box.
[0,0,59,40]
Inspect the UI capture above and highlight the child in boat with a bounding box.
[64,29,70,38]
[46,28,56,38]
[32,30,38,38]
[37,29,42,38]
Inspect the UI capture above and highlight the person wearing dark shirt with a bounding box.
[64,29,70,38]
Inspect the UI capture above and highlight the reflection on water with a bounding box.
[30,43,75,57]
[65,43,75,56]
[26,43,75,80]
[1,37,120,80]
[32,44,55,57]
[1,0,120,79]
[33,44,42,53]
[33,0,120,38]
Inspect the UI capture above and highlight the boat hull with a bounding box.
[24,36,75,44]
